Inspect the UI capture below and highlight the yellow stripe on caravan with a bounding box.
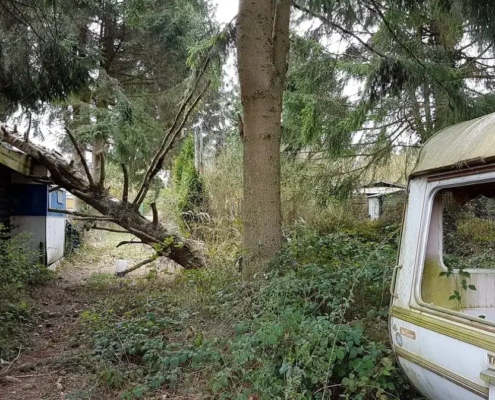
[395,347,489,399]
[391,306,495,353]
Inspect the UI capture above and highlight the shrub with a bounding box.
[0,230,47,288]
[79,291,222,399]
[77,229,418,399]
[208,231,417,400]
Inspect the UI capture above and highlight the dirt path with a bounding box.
[0,278,104,400]
[0,232,179,400]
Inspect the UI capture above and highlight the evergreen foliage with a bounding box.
[0,228,51,359]
[173,136,204,214]
[284,0,495,198]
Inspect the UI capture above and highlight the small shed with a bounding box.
[0,143,66,265]
[358,181,406,220]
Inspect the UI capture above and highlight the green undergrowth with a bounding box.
[71,226,420,400]
[0,230,52,360]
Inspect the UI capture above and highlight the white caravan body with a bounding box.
[391,112,495,400]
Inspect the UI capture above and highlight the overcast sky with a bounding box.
[214,0,238,25]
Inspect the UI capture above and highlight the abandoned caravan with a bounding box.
[391,112,495,400]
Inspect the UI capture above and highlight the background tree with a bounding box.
[280,0,495,200]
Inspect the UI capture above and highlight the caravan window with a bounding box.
[442,188,495,270]
[421,181,495,321]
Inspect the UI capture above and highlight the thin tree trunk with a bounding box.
[92,136,105,184]
[237,0,291,277]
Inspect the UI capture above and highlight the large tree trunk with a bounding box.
[0,125,205,271]
[237,0,291,277]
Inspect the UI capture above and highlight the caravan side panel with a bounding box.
[47,190,66,265]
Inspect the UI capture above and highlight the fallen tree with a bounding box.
[0,74,211,276]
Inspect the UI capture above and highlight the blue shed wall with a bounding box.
[12,184,48,216]
[48,190,66,217]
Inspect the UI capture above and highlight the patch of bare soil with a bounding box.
[0,278,111,400]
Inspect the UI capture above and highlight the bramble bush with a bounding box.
[76,227,420,399]
[77,288,223,399]
[208,231,417,400]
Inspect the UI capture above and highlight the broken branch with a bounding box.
[91,225,130,234]
[0,346,21,376]
[73,216,115,221]
[128,227,161,244]
[161,81,212,160]
[65,127,94,187]
[133,60,211,206]
[116,257,157,277]
[151,202,158,225]
[134,80,211,206]
[116,241,150,248]
[47,208,107,219]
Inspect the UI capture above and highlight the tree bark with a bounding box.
[92,136,105,185]
[237,0,291,277]
[0,125,205,271]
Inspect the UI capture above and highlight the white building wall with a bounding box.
[368,197,381,220]
[46,216,65,264]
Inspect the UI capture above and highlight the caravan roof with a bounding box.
[412,112,495,177]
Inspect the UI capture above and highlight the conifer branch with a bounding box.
[292,2,387,59]
[134,58,211,207]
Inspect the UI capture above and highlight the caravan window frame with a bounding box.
[413,169,495,328]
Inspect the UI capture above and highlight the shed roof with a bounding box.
[0,143,33,175]
[412,112,495,177]
[361,181,406,189]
